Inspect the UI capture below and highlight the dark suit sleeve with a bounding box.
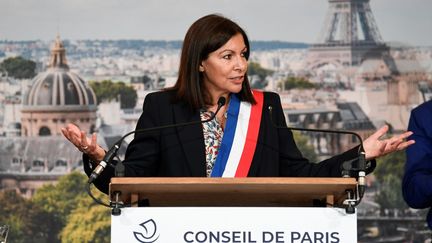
[121,92,161,177]
[269,92,360,177]
[83,92,162,194]
[403,103,432,209]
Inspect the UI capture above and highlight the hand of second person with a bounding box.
[61,123,106,162]
[363,125,415,160]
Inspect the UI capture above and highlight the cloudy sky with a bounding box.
[1,0,431,46]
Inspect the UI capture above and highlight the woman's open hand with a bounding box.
[61,123,105,162]
[363,125,415,160]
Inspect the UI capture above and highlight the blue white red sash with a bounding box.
[211,90,264,177]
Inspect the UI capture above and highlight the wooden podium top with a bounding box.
[109,177,357,207]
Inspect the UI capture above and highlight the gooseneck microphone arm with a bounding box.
[87,97,227,184]
[268,106,365,150]
[267,105,367,206]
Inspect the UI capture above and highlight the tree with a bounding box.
[374,150,409,210]
[0,56,36,79]
[248,62,274,80]
[0,190,54,243]
[278,77,316,90]
[32,172,89,242]
[89,80,138,109]
[293,131,318,162]
[31,172,111,243]
[60,188,111,243]
[248,62,273,89]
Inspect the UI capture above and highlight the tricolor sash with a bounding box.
[211,90,264,177]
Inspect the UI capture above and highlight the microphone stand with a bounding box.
[86,97,226,214]
[267,106,367,213]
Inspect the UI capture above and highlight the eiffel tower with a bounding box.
[306,0,392,69]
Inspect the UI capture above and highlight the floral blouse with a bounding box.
[200,110,224,177]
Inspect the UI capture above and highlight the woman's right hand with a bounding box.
[61,123,106,162]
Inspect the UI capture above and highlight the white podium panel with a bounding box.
[111,207,356,243]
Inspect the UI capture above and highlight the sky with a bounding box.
[0,0,431,46]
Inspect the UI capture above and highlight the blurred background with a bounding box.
[1,0,431,242]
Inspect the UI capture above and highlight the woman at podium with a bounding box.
[62,14,414,194]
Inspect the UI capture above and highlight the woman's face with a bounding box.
[200,33,248,101]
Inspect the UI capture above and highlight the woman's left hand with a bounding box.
[363,125,415,160]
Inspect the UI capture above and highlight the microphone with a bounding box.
[267,105,369,200]
[87,96,227,184]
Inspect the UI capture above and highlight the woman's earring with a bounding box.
[199,66,204,72]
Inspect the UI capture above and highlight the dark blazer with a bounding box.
[85,90,360,194]
[403,100,432,229]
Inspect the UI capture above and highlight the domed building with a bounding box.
[0,36,100,198]
[21,36,97,136]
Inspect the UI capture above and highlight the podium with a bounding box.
[109,177,356,207]
[109,177,358,242]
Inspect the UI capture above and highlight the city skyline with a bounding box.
[1,0,431,46]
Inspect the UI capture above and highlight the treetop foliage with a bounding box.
[374,150,409,209]
[248,62,274,80]
[89,80,138,109]
[1,172,111,242]
[278,77,317,90]
[293,131,318,162]
[248,62,274,89]
[0,56,36,79]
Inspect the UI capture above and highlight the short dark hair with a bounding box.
[169,14,256,109]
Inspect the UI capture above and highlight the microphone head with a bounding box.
[217,97,226,107]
